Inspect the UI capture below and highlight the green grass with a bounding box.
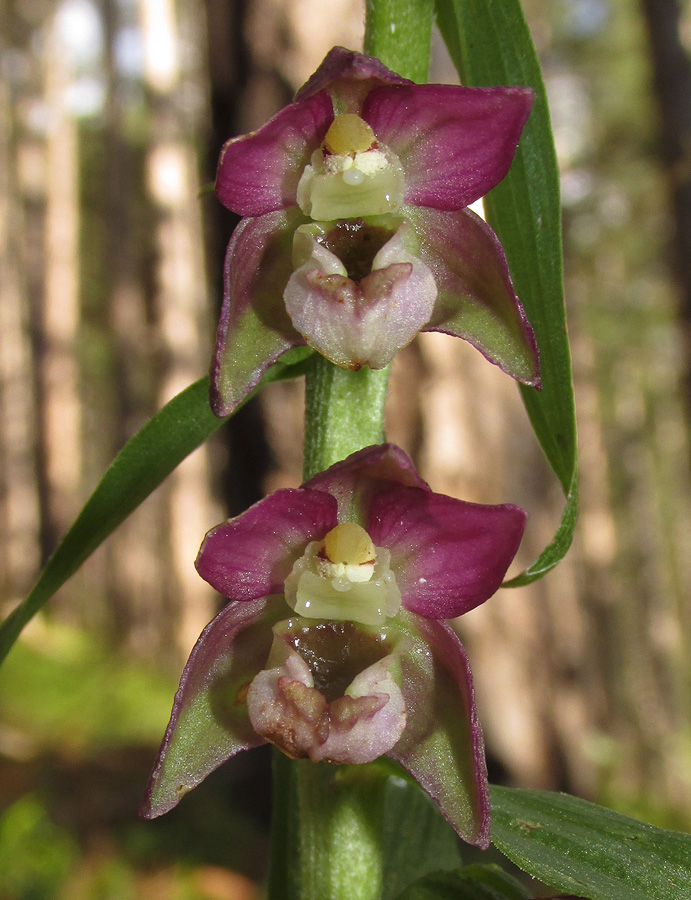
[0,622,178,752]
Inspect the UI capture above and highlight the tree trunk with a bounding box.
[640,0,691,403]
[0,10,41,608]
[137,0,219,660]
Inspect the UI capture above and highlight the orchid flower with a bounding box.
[140,445,526,847]
[211,47,539,416]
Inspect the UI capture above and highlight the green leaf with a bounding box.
[268,757,462,900]
[0,351,313,667]
[394,864,531,900]
[505,473,578,587]
[436,0,578,583]
[490,785,691,900]
[380,771,462,900]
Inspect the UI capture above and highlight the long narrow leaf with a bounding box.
[0,351,313,665]
[437,0,578,583]
[380,772,462,900]
[490,785,691,900]
[394,864,532,900]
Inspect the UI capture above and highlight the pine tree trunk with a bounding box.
[0,10,41,609]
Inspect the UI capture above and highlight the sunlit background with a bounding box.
[2,0,691,896]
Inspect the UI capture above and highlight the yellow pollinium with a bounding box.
[324,114,376,156]
[323,523,375,566]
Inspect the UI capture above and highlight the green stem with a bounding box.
[270,359,391,900]
[303,356,390,480]
[364,0,434,81]
[269,755,388,900]
[269,3,433,897]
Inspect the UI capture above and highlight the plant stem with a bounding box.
[364,0,434,82]
[270,755,388,900]
[269,3,433,897]
[303,357,390,480]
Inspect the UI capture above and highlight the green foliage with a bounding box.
[0,623,268,896]
[393,864,532,900]
[436,0,578,584]
[0,791,260,900]
[0,624,176,748]
[269,758,463,900]
[0,796,77,900]
[0,349,312,667]
[490,785,691,900]
[379,772,463,900]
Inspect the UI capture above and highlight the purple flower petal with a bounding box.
[211,210,306,417]
[304,443,429,524]
[196,488,338,600]
[140,598,285,818]
[215,91,333,216]
[367,486,526,619]
[284,220,437,370]
[363,84,533,210]
[295,46,411,114]
[388,612,490,848]
[408,206,540,387]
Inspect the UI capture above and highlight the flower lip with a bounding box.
[301,218,401,281]
[279,618,395,702]
[285,217,437,370]
[246,617,408,764]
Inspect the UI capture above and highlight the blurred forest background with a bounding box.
[2,0,691,897]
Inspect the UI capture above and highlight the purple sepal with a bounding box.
[295,46,411,113]
[140,597,285,818]
[409,206,540,387]
[363,84,534,210]
[369,486,526,619]
[196,489,338,599]
[304,443,429,524]
[215,91,333,217]
[210,210,306,417]
[388,612,491,848]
